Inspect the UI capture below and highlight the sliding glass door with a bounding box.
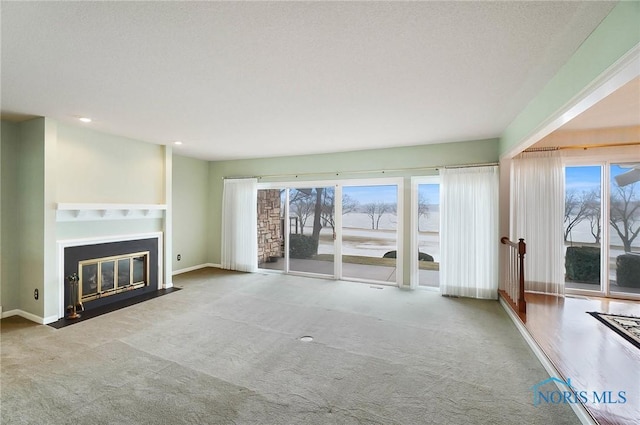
[341,184,399,284]
[609,163,640,296]
[564,165,602,292]
[287,186,336,276]
[258,179,403,285]
[564,161,640,299]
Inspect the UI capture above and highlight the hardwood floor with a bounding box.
[520,293,640,425]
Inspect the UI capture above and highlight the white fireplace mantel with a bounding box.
[56,203,167,221]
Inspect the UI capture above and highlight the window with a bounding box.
[341,184,399,284]
[564,165,602,291]
[411,176,440,289]
[564,159,640,298]
[609,163,640,296]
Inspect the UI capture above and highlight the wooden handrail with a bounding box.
[500,236,515,247]
[500,237,526,315]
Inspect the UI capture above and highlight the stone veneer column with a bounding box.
[257,189,282,264]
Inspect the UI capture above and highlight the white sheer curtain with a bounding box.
[511,151,564,295]
[440,166,499,299]
[221,178,258,272]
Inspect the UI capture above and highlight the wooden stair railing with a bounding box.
[500,237,526,315]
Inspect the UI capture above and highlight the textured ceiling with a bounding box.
[1,1,617,160]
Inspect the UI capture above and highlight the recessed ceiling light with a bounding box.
[78,117,92,123]
[173,141,183,145]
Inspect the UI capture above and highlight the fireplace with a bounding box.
[78,251,150,303]
[63,237,159,314]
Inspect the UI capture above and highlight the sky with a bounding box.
[565,164,637,193]
[565,165,601,192]
[418,184,440,205]
[341,184,440,206]
[343,185,397,205]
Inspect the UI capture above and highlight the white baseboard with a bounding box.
[1,309,58,325]
[0,309,18,319]
[172,263,219,276]
[499,298,597,425]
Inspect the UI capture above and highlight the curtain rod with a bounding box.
[223,161,498,180]
[524,141,640,153]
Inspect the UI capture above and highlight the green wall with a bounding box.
[1,121,20,312]
[500,1,640,155]
[208,138,499,284]
[0,121,2,311]
[16,118,47,317]
[210,139,497,183]
[0,118,169,321]
[172,154,210,271]
[54,123,166,241]
[56,123,165,204]
[43,118,59,319]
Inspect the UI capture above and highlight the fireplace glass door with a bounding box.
[79,251,149,303]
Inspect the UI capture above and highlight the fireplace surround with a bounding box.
[59,233,163,318]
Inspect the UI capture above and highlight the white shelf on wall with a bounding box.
[56,203,167,222]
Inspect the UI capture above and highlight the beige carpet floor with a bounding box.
[1,268,580,424]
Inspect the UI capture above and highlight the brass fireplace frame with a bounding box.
[78,251,150,303]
